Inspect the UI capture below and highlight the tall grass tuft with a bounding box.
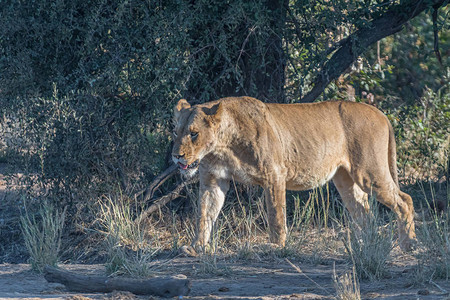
[20,200,66,272]
[342,196,394,280]
[291,185,335,231]
[333,263,361,300]
[97,194,160,277]
[415,184,449,281]
[280,185,344,262]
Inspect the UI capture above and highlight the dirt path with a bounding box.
[0,258,449,300]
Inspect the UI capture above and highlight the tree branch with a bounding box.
[299,0,447,103]
[134,164,178,203]
[135,176,198,225]
[432,4,443,64]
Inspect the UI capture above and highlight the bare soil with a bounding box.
[0,255,449,299]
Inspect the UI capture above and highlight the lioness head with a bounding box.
[172,99,223,177]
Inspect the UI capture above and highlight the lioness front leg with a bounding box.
[264,182,287,247]
[191,177,229,251]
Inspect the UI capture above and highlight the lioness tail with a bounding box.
[388,121,399,187]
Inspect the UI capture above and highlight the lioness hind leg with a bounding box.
[351,163,416,251]
[335,166,416,250]
[264,182,287,247]
[332,167,370,227]
[370,184,416,250]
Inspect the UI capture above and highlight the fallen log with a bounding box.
[44,266,191,297]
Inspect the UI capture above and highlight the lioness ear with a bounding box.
[174,99,191,119]
[204,102,223,126]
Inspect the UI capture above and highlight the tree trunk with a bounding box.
[252,0,288,103]
[185,1,288,103]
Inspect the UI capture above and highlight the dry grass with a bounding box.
[415,183,450,281]
[195,253,232,276]
[96,194,161,277]
[91,172,448,290]
[333,263,361,300]
[20,200,66,272]
[187,183,349,264]
[342,197,394,280]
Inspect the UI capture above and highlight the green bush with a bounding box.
[0,0,285,206]
[385,83,449,181]
[6,91,168,202]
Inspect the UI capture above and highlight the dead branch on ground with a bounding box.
[135,176,198,224]
[44,266,191,297]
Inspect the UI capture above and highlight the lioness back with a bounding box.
[212,97,393,191]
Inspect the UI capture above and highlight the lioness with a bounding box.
[172,97,416,252]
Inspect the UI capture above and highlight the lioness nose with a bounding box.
[173,154,184,159]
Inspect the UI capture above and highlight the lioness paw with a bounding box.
[399,238,417,252]
[179,245,198,257]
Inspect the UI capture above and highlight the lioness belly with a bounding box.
[286,165,339,191]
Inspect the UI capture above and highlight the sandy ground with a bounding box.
[0,257,449,300]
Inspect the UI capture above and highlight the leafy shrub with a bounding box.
[0,0,288,206]
[5,91,168,202]
[385,83,449,181]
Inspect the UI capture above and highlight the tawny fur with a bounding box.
[172,97,416,251]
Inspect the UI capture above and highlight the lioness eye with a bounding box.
[190,132,198,139]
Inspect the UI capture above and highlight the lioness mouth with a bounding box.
[178,160,199,170]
